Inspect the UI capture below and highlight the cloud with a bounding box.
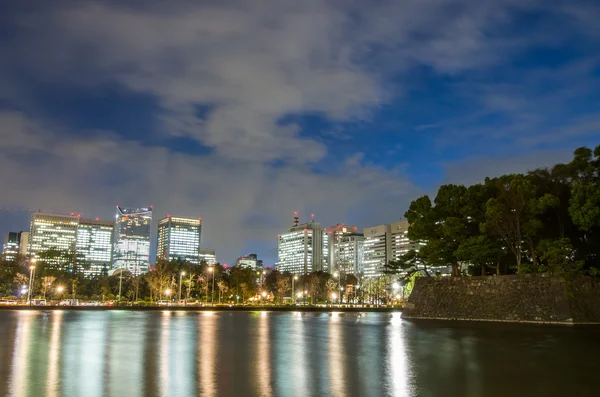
[1,0,599,264]
[2,0,567,161]
[443,150,575,187]
[0,110,420,263]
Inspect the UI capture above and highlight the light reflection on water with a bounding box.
[0,310,598,397]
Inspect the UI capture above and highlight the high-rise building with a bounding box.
[28,213,80,270]
[326,224,364,276]
[1,231,28,261]
[76,218,114,276]
[390,220,425,260]
[156,216,202,264]
[236,253,263,269]
[199,248,217,265]
[363,224,392,278]
[112,206,152,275]
[277,213,329,275]
[363,220,426,278]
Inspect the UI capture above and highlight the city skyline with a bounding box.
[1,1,599,267]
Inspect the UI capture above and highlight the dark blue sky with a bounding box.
[0,0,599,265]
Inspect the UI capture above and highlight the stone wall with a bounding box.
[402,275,600,324]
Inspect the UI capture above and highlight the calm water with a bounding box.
[0,310,598,397]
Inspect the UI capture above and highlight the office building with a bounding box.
[1,231,28,261]
[363,220,427,278]
[277,213,329,275]
[76,218,114,276]
[327,224,364,276]
[156,216,202,264]
[236,253,263,270]
[28,212,80,269]
[363,224,392,278]
[199,248,217,265]
[391,220,425,260]
[112,206,152,275]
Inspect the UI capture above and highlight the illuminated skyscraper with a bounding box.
[112,206,152,275]
[156,216,202,264]
[390,220,425,260]
[236,253,263,270]
[277,213,329,275]
[1,231,28,261]
[363,224,392,278]
[363,220,426,277]
[28,213,79,269]
[76,218,114,276]
[327,224,364,276]
[199,248,217,265]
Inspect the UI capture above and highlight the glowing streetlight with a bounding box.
[208,266,215,306]
[178,271,186,303]
[292,275,299,304]
[165,288,172,300]
[261,291,267,297]
[392,282,400,290]
[57,286,64,293]
[331,292,337,301]
[27,258,36,305]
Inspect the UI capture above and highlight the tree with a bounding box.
[275,276,290,303]
[384,249,431,279]
[538,238,585,276]
[41,276,56,299]
[405,185,472,277]
[217,280,228,304]
[455,235,505,276]
[484,174,538,273]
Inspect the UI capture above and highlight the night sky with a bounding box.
[0,1,599,266]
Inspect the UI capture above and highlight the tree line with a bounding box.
[387,145,600,279]
[0,255,397,304]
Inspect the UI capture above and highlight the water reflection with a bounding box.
[257,312,272,397]
[159,311,171,396]
[198,312,218,397]
[328,313,346,397]
[0,311,598,397]
[46,311,63,397]
[386,317,411,396]
[8,312,34,397]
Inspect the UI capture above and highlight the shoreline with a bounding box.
[0,305,402,313]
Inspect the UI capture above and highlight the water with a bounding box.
[0,310,598,397]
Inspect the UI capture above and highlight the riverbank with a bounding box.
[402,275,600,325]
[0,305,402,313]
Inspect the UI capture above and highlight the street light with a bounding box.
[261,291,267,305]
[179,271,185,303]
[57,286,64,304]
[208,266,215,306]
[27,261,36,305]
[331,292,337,304]
[292,275,298,304]
[165,288,172,300]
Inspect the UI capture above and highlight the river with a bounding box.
[0,310,597,397]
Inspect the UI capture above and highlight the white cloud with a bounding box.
[0,111,420,263]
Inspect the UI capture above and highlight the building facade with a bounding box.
[156,216,202,264]
[390,220,425,260]
[277,214,329,275]
[363,224,392,278]
[76,218,114,276]
[112,206,152,275]
[1,231,28,261]
[199,248,217,265]
[326,224,364,276]
[236,253,263,269]
[28,213,80,269]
